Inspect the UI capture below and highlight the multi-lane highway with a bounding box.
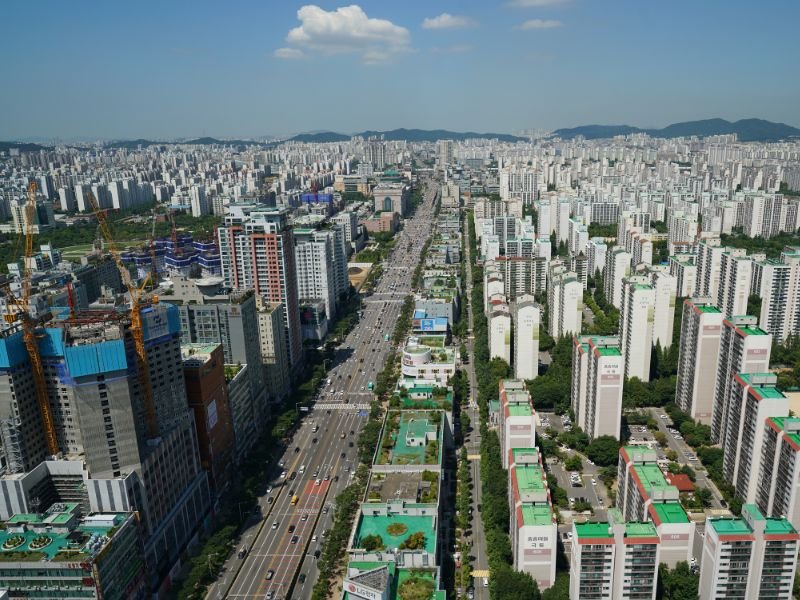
[212,179,439,600]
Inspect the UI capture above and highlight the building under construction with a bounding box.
[0,302,211,584]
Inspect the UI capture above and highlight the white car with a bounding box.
[280,471,287,479]
[591,478,597,486]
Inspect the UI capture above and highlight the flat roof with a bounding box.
[521,504,553,527]
[516,464,546,494]
[625,522,658,538]
[651,502,689,524]
[508,404,533,417]
[633,464,673,492]
[709,518,751,536]
[575,522,613,539]
[739,325,768,336]
[694,304,721,314]
[768,417,800,449]
[355,514,436,554]
[594,346,621,356]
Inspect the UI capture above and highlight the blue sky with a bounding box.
[1,0,798,139]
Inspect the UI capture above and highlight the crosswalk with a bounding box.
[313,403,371,410]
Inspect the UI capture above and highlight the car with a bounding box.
[591,478,597,486]
[266,592,274,599]
[315,479,321,486]
[314,550,321,559]
[291,535,299,544]
[271,521,279,529]
[299,573,307,584]
[349,442,354,447]
[266,569,275,580]
[301,513,308,521]
[295,447,301,453]
[267,486,273,493]
[312,471,318,478]
[290,472,297,481]
[322,529,328,538]
[280,471,287,479]
[341,452,346,459]
[324,474,330,481]
[483,578,489,588]
[312,438,318,444]
[586,459,595,466]
[238,546,247,558]
[660,414,669,419]
[334,475,339,482]
[288,524,296,533]
[267,496,274,503]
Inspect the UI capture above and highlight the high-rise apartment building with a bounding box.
[218,205,302,369]
[756,417,800,530]
[695,238,725,298]
[508,447,557,590]
[571,336,624,440]
[619,277,654,382]
[710,316,772,443]
[547,268,582,339]
[675,299,723,424]
[512,296,540,380]
[570,509,660,600]
[181,343,236,491]
[722,373,788,504]
[669,254,697,297]
[498,380,536,468]
[616,446,694,567]
[716,249,752,318]
[256,298,291,403]
[488,300,512,364]
[650,270,677,349]
[700,505,798,600]
[604,247,632,308]
[294,225,348,323]
[751,247,800,342]
[586,237,607,278]
[0,304,211,575]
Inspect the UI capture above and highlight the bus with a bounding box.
[291,495,299,506]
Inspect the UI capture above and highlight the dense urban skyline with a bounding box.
[2,0,799,140]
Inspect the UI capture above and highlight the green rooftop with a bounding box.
[709,518,752,537]
[355,514,436,554]
[342,562,444,600]
[737,374,785,399]
[739,325,768,336]
[521,504,554,526]
[633,464,673,493]
[623,445,657,461]
[594,346,621,356]
[651,502,689,525]
[575,522,613,539]
[625,522,658,538]
[768,417,800,449]
[516,464,546,494]
[694,304,721,314]
[508,404,533,416]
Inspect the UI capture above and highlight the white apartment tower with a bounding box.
[547,269,582,339]
[675,299,723,425]
[695,238,725,298]
[604,247,632,309]
[716,249,752,318]
[571,336,624,440]
[751,247,800,342]
[619,277,655,382]
[513,296,540,380]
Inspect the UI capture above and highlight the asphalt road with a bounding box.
[209,179,439,600]
[460,214,489,600]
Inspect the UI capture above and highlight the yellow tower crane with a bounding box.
[3,182,59,456]
[88,193,159,439]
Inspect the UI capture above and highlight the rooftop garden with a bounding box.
[224,363,243,382]
[377,412,441,466]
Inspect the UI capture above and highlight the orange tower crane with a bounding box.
[88,193,159,439]
[3,182,59,456]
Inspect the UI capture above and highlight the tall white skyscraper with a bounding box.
[513,296,540,380]
[619,277,655,382]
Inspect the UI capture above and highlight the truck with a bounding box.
[291,495,299,506]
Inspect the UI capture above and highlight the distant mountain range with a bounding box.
[552,118,800,142]
[3,118,798,151]
[288,128,525,143]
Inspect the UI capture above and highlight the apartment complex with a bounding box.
[756,417,800,530]
[512,295,540,381]
[619,277,654,382]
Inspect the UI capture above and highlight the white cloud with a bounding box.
[508,0,570,7]
[281,4,411,64]
[518,19,562,29]
[431,44,473,54]
[422,13,478,30]
[273,47,305,59]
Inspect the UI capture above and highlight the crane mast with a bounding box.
[89,194,159,439]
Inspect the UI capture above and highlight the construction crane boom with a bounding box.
[3,183,59,456]
[89,194,159,439]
